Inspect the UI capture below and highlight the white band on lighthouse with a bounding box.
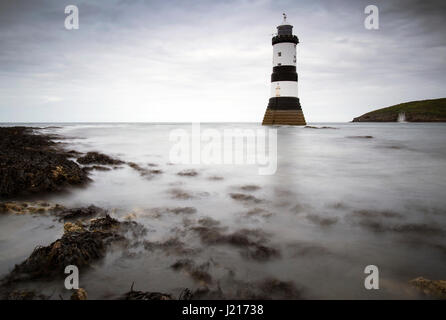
[270,81,298,98]
[272,43,297,67]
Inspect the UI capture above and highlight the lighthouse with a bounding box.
[262,14,306,126]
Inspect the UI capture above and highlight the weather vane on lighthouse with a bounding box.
[262,14,306,125]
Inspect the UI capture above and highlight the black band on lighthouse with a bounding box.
[272,35,299,45]
[271,73,297,82]
[273,65,296,73]
[271,65,298,82]
[267,97,302,110]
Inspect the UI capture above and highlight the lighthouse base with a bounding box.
[262,109,306,126]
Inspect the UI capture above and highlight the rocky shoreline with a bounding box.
[0,126,143,199]
[0,127,89,198]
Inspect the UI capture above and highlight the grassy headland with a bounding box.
[352,98,446,122]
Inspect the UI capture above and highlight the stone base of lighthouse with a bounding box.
[262,97,306,126]
[262,109,306,125]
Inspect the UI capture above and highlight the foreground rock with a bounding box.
[2,214,144,284]
[410,277,446,299]
[0,127,90,198]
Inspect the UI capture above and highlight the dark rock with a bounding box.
[83,165,112,172]
[255,278,303,299]
[346,135,373,139]
[244,208,273,218]
[191,222,280,262]
[304,126,337,129]
[178,288,193,300]
[3,290,48,300]
[170,259,213,285]
[239,185,261,191]
[229,193,262,203]
[168,188,195,200]
[122,284,173,300]
[144,237,198,256]
[77,152,124,165]
[352,210,403,219]
[177,169,199,177]
[128,162,163,178]
[58,205,106,221]
[208,176,224,181]
[306,214,339,226]
[88,214,121,232]
[168,207,197,215]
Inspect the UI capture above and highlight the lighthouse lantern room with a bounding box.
[262,14,306,126]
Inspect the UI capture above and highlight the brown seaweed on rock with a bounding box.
[0,201,65,215]
[71,288,88,300]
[409,277,446,299]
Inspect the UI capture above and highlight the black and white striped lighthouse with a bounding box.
[262,14,306,125]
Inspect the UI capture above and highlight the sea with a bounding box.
[0,122,445,299]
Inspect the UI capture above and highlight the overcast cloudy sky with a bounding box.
[0,0,445,122]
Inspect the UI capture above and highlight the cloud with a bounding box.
[0,0,445,122]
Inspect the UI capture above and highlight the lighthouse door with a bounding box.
[275,83,281,97]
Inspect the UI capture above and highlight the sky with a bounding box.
[0,0,445,122]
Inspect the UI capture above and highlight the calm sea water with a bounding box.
[0,122,445,299]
